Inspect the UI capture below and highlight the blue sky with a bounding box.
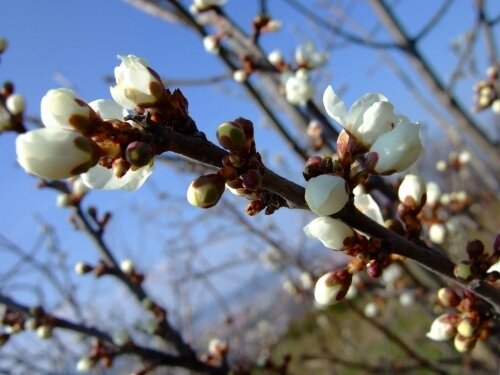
[0,0,499,310]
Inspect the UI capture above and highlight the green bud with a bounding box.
[125,141,153,168]
[454,261,472,281]
[187,174,226,208]
[216,121,251,155]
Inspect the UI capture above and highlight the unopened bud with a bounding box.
[241,169,261,191]
[366,261,382,278]
[233,70,247,82]
[216,121,252,155]
[466,240,484,259]
[426,313,457,341]
[0,333,9,347]
[456,317,478,338]
[454,333,476,353]
[56,193,72,207]
[187,174,226,208]
[76,357,96,373]
[24,318,38,330]
[74,262,93,275]
[6,94,26,115]
[437,287,460,307]
[36,325,52,339]
[126,141,153,168]
[120,259,135,274]
[0,38,7,54]
[314,269,352,306]
[454,261,473,281]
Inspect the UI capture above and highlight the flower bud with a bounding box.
[0,333,9,347]
[37,325,53,339]
[120,259,135,274]
[366,261,382,278]
[363,302,379,317]
[125,141,153,168]
[74,262,93,275]
[369,121,422,174]
[398,174,426,207]
[240,169,261,191]
[429,223,446,244]
[6,93,26,115]
[233,69,247,82]
[454,261,472,281]
[216,121,252,155]
[425,182,441,206]
[303,216,354,250]
[0,38,7,54]
[56,193,72,207]
[110,55,164,110]
[426,313,457,341]
[437,287,460,307]
[24,318,38,331]
[268,50,283,65]
[456,317,478,338]
[41,89,95,133]
[454,334,476,353]
[208,337,228,357]
[466,240,484,259]
[16,128,99,180]
[314,269,352,306]
[76,357,95,373]
[285,69,314,105]
[112,330,130,346]
[203,35,219,54]
[187,174,226,208]
[305,174,349,216]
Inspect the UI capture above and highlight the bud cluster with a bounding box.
[473,65,500,113]
[187,118,267,214]
[15,55,198,191]
[453,237,499,284]
[0,81,26,133]
[427,281,496,353]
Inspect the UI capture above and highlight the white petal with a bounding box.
[355,101,396,145]
[346,92,388,131]
[303,216,354,250]
[82,163,153,191]
[323,86,347,126]
[16,128,96,180]
[354,193,384,225]
[305,175,349,216]
[89,99,128,120]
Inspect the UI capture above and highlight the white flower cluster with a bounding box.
[15,55,157,191]
[324,86,422,174]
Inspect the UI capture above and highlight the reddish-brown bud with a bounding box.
[366,261,383,278]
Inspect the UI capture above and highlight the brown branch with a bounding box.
[0,293,227,375]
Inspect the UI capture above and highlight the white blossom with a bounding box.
[6,93,25,115]
[110,54,163,109]
[305,174,349,216]
[363,302,379,318]
[16,128,98,180]
[369,119,423,174]
[76,358,95,373]
[398,174,426,206]
[203,35,219,54]
[41,88,92,131]
[425,182,441,206]
[487,260,500,274]
[491,99,500,113]
[268,50,283,65]
[303,216,354,250]
[82,163,153,192]
[314,272,344,306]
[285,69,314,105]
[233,69,247,82]
[88,99,127,120]
[120,259,135,273]
[295,41,327,68]
[323,86,397,146]
[353,191,384,226]
[426,314,456,341]
[429,223,446,244]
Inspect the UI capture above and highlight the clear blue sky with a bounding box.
[0,1,498,308]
